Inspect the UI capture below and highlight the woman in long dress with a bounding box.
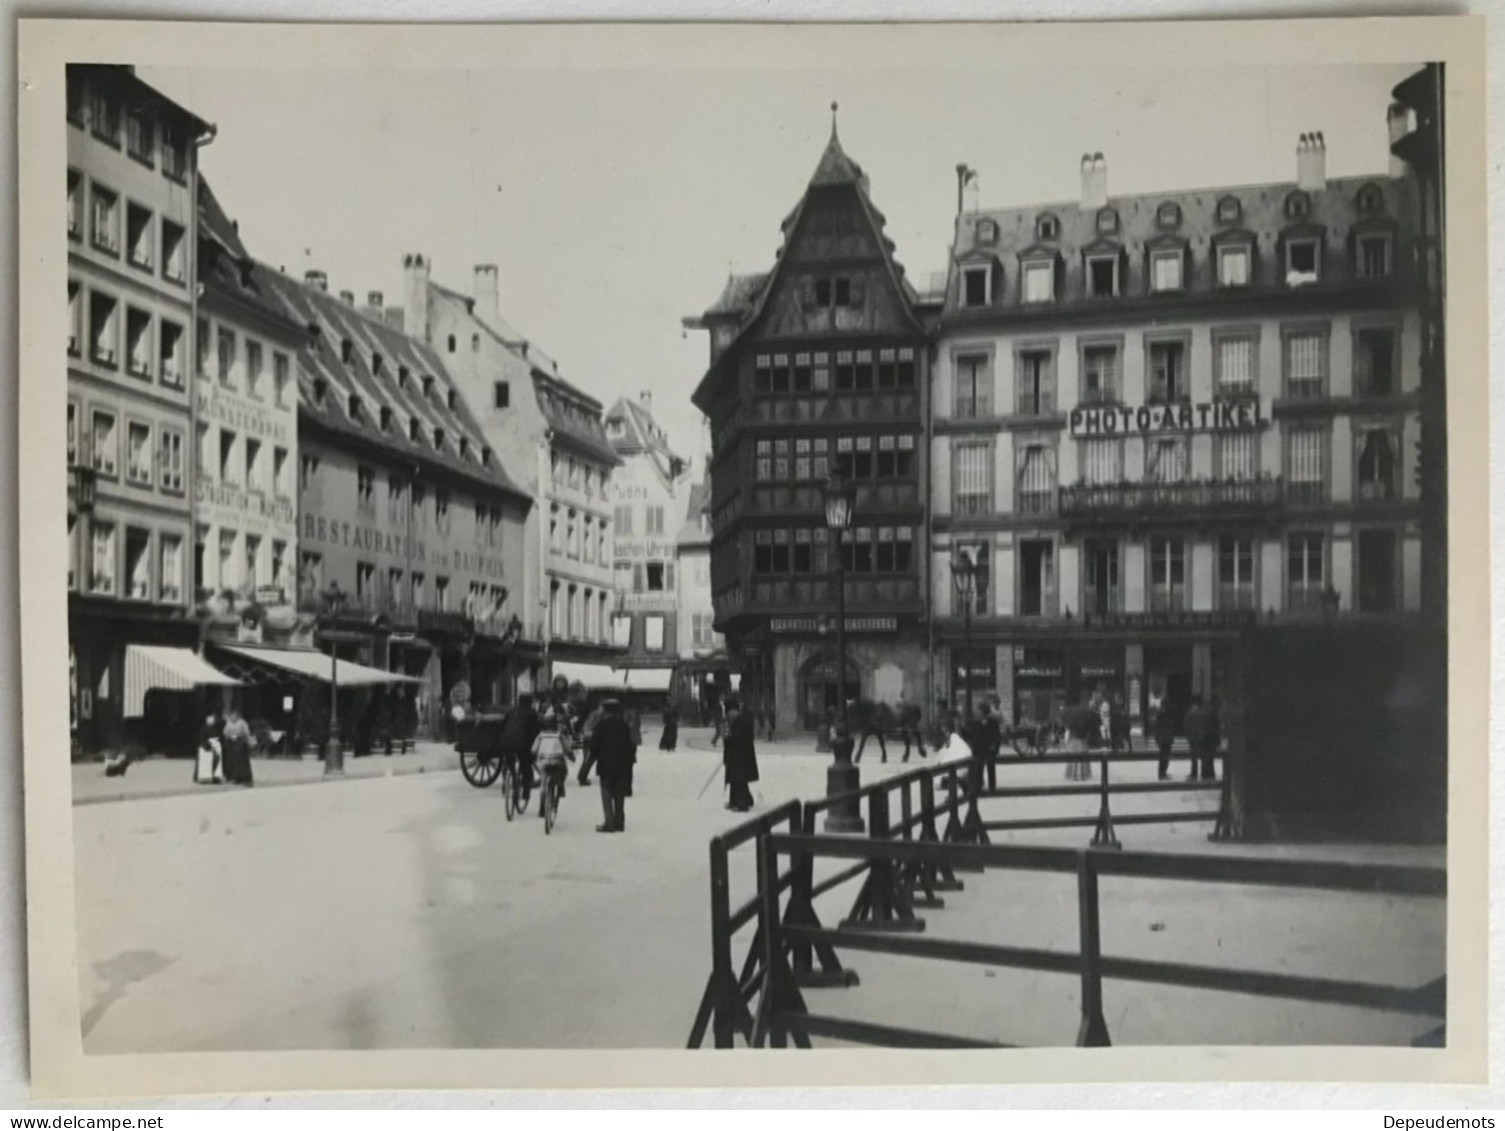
[1064,696,1096,781]
[722,698,759,812]
[659,705,679,752]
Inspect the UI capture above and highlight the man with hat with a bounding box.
[587,698,637,833]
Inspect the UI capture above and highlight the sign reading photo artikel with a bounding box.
[1068,399,1264,438]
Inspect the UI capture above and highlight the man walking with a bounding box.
[976,700,1003,790]
[722,696,759,812]
[897,693,926,762]
[1182,695,1207,781]
[589,699,636,833]
[1152,696,1176,781]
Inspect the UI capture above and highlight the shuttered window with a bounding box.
[1080,438,1122,485]
[953,443,992,516]
[1217,336,1254,395]
[1287,429,1328,502]
[1218,433,1256,479]
[1146,438,1187,483]
[1017,445,1056,515]
[1285,331,1327,398]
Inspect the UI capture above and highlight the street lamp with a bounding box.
[953,548,977,723]
[323,580,346,777]
[821,469,863,834]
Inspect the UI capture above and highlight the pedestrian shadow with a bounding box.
[82,949,176,1039]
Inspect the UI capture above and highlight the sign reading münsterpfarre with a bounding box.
[1068,400,1264,438]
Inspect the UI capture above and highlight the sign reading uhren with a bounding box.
[1069,399,1263,438]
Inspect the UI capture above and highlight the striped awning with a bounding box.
[124,646,242,718]
[218,644,423,687]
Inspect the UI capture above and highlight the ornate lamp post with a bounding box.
[953,548,977,723]
[323,580,346,777]
[821,470,863,834]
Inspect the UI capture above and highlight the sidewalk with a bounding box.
[71,741,460,806]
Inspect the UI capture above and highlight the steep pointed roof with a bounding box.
[808,109,865,188]
[605,395,686,485]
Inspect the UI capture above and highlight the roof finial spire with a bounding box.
[831,101,839,138]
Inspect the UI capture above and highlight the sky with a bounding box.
[142,61,1418,472]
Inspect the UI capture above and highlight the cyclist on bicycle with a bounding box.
[501,693,542,794]
[531,708,575,814]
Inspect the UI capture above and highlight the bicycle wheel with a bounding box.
[502,759,517,821]
[543,777,558,835]
[1010,727,1037,759]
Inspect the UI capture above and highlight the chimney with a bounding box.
[403,253,431,340]
[1296,132,1327,192]
[304,269,328,293]
[1387,103,1412,177]
[639,389,653,415]
[339,289,355,306]
[1080,152,1108,210]
[474,264,499,322]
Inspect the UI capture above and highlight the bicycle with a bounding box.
[1009,718,1066,758]
[500,748,532,822]
[539,759,566,834]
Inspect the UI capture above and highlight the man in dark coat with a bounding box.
[588,699,636,833]
[1152,697,1177,781]
[722,696,759,812]
[501,694,542,790]
[1182,696,1207,781]
[976,700,1003,790]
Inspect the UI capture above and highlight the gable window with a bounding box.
[1284,238,1322,286]
[1217,243,1251,287]
[952,442,992,517]
[953,353,991,419]
[962,264,991,308]
[1147,340,1188,404]
[1086,253,1119,298]
[1357,233,1392,279]
[1283,328,1328,399]
[1214,333,1256,398]
[1354,326,1397,397]
[1017,349,1055,415]
[1022,259,1054,304]
[1356,425,1400,501]
[1150,248,1184,292]
[1036,213,1060,240]
[1017,443,1056,515]
[1081,343,1120,406]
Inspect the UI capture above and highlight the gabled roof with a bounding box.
[675,475,714,548]
[808,120,866,189]
[255,267,531,505]
[196,178,306,342]
[605,396,686,484]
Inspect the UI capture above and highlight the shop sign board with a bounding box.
[1068,399,1262,438]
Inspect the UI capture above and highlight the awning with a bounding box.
[622,668,673,693]
[219,644,423,686]
[549,660,622,691]
[124,646,242,718]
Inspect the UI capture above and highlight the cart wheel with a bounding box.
[502,762,517,821]
[460,749,503,788]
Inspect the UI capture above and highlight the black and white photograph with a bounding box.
[13,15,1490,1098]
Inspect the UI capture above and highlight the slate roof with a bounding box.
[255,267,532,505]
[604,396,685,483]
[944,171,1406,310]
[196,180,299,337]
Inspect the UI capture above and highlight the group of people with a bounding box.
[1150,694,1223,782]
[194,708,255,787]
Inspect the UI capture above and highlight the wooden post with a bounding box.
[1075,853,1112,1046]
[842,787,923,931]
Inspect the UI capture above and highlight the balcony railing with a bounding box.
[1060,477,1284,522]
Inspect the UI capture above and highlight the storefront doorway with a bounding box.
[1143,644,1193,730]
[800,654,860,730]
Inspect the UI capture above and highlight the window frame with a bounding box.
[951,440,994,517]
[1283,423,1332,505]
[1078,336,1124,407]
[1144,333,1192,406]
[1353,418,1405,502]
[1211,326,1260,400]
[1148,246,1186,293]
[1352,319,1401,398]
[1014,341,1057,416]
[1020,257,1056,305]
[1280,322,1331,400]
[951,350,994,419]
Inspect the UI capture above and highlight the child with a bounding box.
[530,709,575,812]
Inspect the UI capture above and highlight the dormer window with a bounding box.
[421,374,434,399]
[1150,247,1185,293]
[397,365,409,390]
[1356,232,1392,279]
[312,377,327,406]
[1356,183,1385,214]
[1284,190,1311,220]
[1217,242,1252,287]
[433,427,445,451]
[409,417,421,443]
[1036,212,1060,240]
[348,394,362,422]
[340,338,353,365]
[1021,258,1055,304]
[961,263,992,309]
[1155,201,1182,230]
[1095,207,1119,236]
[1216,195,1242,224]
[371,353,383,376]
[1284,237,1322,287]
[380,406,392,432]
[1086,252,1120,298]
[976,218,999,244]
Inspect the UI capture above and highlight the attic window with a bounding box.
[340,338,353,365]
[1095,208,1119,236]
[459,437,470,459]
[397,365,409,390]
[1356,183,1385,214]
[976,218,999,244]
[1155,201,1182,230]
[1216,195,1242,224]
[1284,190,1311,220]
[348,394,362,422]
[433,427,445,451]
[446,388,457,411]
[481,446,493,468]
[1036,213,1060,240]
[422,375,434,398]
[409,417,421,443]
[961,264,992,308]
[371,353,383,376]
[380,406,392,432]
[312,377,327,405]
